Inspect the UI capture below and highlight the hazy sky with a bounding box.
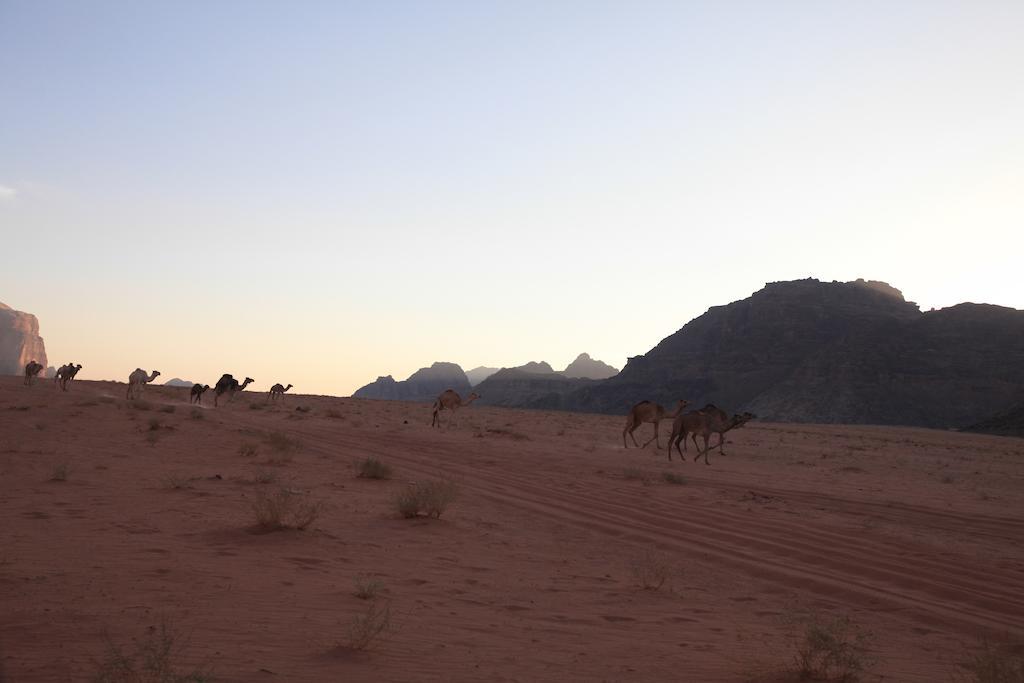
[2,1,1022,395]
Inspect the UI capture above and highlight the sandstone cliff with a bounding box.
[563,353,619,380]
[465,366,500,386]
[0,302,48,376]
[353,362,470,402]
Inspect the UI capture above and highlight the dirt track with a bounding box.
[2,377,1022,681]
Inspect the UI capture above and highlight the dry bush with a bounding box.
[345,601,392,651]
[266,431,300,455]
[623,467,652,485]
[93,619,210,683]
[148,417,163,431]
[131,400,154,411]
[251,469,277,485]
[630,548,671,590]
[50,463,70,482]
[661,471,687,485]
[354,576,384,600]
[189,408,204,420]
[159,405,176,414]
[237,442,258,458]
[162,474,195,491]
[787,612,876,682]
[957,637,1024,683]
[356,457,392,480]
[325,409,344,420]
[394,480,459,519]
[248,402,264,411]
[295,405,311,414]
[250,487,323,531]
[145,432,160,446]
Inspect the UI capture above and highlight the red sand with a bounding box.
[2,377,1022,681]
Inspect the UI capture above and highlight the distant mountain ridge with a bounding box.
[563,353,619,380]
[353,361,470,402]
[466,366,499,386]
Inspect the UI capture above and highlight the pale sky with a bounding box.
[1,1,1022,396]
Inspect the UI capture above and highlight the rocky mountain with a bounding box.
[353,362,470,402]
[482,279,1024,429]
[964,401,1024,437]
[465,366,500,386]
[163,378,194,387]
[563,353,619,380]
[474,362,592,409]
[0,301,48,376]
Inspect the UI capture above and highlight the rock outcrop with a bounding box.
[964,401,1024,438]
[474,361,589,408]
[163,378,194,387]
[353,362,470,402]
[564,279,1024,427]
[0,302,48,376]
[563,353,619,380]
[465,366,500,386]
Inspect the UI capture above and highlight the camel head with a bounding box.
[242,377,254,388]
[203,384,210,390]
[466,392,481,403]
[731,412,756,428]
[149,370,161,380]
[670,399,689,417]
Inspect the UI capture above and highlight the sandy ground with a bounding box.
[1,376,1023,682]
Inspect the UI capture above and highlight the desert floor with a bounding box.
[1,377,1023,682]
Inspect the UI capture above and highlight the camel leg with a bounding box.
[641,423,660,449]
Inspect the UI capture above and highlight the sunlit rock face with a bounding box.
[0,302,48,376]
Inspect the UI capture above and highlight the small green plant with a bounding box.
[788,612,876,682]
[50,463,70,482]
[92,619,211,683]
[345,601,392,651]
[357,457,393,480]
[250,487,323,531]
[394,479,459,519]
[630,548,671,590]
[159,404,176,414]
[237,442,258,458]
[354,576,384,600]
[957,637,1024,683]
[661,471,686,485]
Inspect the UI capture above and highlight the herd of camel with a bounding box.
[430,390,753,464]
[23,362,751,463]
[21,361,292,407]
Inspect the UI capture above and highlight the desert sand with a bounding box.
[2,377,1022,681]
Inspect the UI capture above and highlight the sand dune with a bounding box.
[1,377,1022,681]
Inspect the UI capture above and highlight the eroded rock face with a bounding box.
[465,366,499,386]
[353,362,470,402]
[0,302,48,376]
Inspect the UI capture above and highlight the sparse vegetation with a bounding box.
[354,576,384,600]
[159,404,176,414]
[162,474,195,490]
[630,548,671,590]
[237,442,258,458]
[661,471,686,485]
[93,619,210,683]
[250,487,323,531]
[266,431,299,455]
[295,405,311,414]
[394,479,459,519]
[189,408,204,420]
[251,469,277,485]
[145,431,160,446]
[622,467,652,485]
[344,600,392,651]
[356,457,393,480]
[782,612,876,682]
[148,417,163,431]
[957,637,1024,683]
[325,409,344,420]
[50,463,70,482]
[131,400,154,411]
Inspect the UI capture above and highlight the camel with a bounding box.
[23,361,44,386]
[214,374,254,407]
[622,399,689,449]
[54,363,82,391]
[269,383,293,401]
[126,368,161,399]
[668,409,755,465]
[190,384,210,405]
[431,389,480,428]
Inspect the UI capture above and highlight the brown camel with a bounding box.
[269,383,293,401]
[54,363,82,391]
[431,389,480,428]
[214,374,254,407]
[23,361,44,386]
[668,409,755,464]
[190,384,210,405]
[126,368,161,399]
[622,399,689,449]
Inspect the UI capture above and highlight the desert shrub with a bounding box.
[789,612,876,682]
[345,601,391,651]
[356,457,392,480]
[237,442,258,458]
[189,408,204,420]
[662,471,686,485]
[145,432,160,446]
[295,405,311,414]
[957,637,1024,683]
[394,479,459,519]
[50,463,70,482]
[250,487,323,531]
[162,474,195,490]
[93,619,210,683]
[248,402,264,411]
[148,418,163,431]
[623,467,652,485]
[325,409,344,420]
[131,400,154,411]
[630,548,671,590]
[266,431,299,455]
[354,576,384,600]
[159,405,176,414]
[251,469,276,485]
